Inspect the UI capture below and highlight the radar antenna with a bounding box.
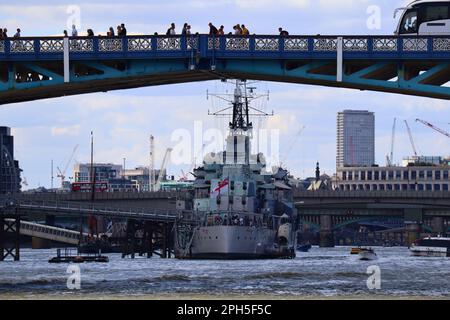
[207,80,273,132]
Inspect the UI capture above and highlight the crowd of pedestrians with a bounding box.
[0,28,7,39]
[0,23,291,39]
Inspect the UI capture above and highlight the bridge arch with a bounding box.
[3,35,450,104]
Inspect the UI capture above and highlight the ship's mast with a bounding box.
[230,81,252,131]
[207,80,273,166]
[208,80,272,133]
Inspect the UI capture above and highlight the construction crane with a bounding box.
[386,118,397,166]
[404,120,418,157]
[149,135,155,191]
[155,148,173,191]
[57,144,79,188]
[280,125,306,168]
[416,119,450,138]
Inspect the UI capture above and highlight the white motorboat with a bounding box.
[358,248,378,261]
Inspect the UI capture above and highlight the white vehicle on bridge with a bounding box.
[395,0,450,35]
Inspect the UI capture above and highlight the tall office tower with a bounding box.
[0,127,21,193]
[337,110,375,168]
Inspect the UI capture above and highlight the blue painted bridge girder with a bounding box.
[2,35,450,104]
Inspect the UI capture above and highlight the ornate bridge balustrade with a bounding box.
[3,34,450,104]
[0,35,448,57]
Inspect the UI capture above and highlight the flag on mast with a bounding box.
[211,178,229,196]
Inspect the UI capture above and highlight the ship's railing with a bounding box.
[1,35,450,58]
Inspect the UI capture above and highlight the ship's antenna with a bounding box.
[208,79,273,132]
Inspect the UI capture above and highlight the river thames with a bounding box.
[0,246,448,299]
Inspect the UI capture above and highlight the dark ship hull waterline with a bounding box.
[175,80,298,260]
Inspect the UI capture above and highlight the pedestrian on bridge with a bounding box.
[241,24,249,35]
[107,27,115,37]
[279,27,289,36]
[63,30,68,37]
[218,25,225,36]
[182,23,188,35]
[119,23,127,36]
[166,23,176,35]
[0,28,3,39]
[71,24,78,37]
[14,28,21,38]
[233,24,242,35]
[209,23,219,36]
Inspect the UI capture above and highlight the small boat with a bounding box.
[297,244,312,252]
[410,236,450,257]
[358,248,377,261]
[350,247,362,255]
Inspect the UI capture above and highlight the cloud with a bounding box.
[51,125,81,136]
[235,0,310,9]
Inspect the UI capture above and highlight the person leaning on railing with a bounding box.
[241,24,249,35]
[182,23,188,35]
[118,23,127,36]
[208,22,218,36]
[233,24,242,35]
[107,27,115,37]
[166,23,176,35]
[279,27,289,36]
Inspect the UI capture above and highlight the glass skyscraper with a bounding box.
[337,110,375,168]
[0,127,21,194]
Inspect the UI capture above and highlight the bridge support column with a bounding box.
[431,217,445,236]
[141,222,153,258]
[122,219,137,259]
[162,223,169,259]
[404,209,423,247]
[0,218,4,261]
[0,216,21,261]
[319,215,334,248]
[405,223,421,247]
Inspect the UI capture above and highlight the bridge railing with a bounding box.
[1,35,450,59]
[16,199,179,221]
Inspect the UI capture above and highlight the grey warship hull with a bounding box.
[175,225,295,260]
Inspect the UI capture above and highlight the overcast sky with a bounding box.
[1,0,450,189]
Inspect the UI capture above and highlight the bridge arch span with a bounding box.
[3,35,450,104]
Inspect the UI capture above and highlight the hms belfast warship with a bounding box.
[175,81,298,259]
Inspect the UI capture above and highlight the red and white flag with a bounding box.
[211,179,229,196]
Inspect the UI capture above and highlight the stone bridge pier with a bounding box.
[319,215,334,248]
[431,217,446,236]
[404,209,423,247]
